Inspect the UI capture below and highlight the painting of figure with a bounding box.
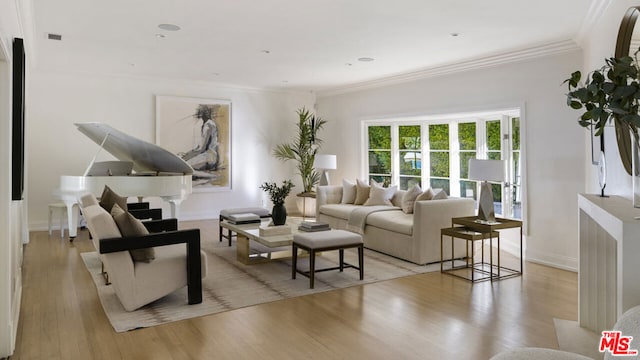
[156,96,231,191]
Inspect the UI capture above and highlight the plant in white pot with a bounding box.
[273,107,327,216]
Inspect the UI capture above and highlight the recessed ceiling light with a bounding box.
[261,50,271,54]
[345,63,353,66]
[451,33,460,37]
[158,24,181,31]
[155,34,166,38]
[358,57,374,62]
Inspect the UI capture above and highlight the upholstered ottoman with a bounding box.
[292,229,363,288]
[219,207,271,246]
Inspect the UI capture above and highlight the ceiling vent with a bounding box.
[47,33,62,41]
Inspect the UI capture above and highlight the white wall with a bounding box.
[0,0,27,356]
[27,70,314,228]
[316,50,585,270]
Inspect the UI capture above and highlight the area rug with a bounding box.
[81,239,444,332]
[554,318,602,359]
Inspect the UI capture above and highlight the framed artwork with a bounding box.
[156,96,231,191]
[12,38,25,201]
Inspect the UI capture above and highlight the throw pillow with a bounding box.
[415,187,435,202]
[110,204,155,263]
[354,178,371,205]
[364,183,397,206]
[401,184,422,214]
[432,189,449,200]
[341,179,357,204]
[99,185,128,212]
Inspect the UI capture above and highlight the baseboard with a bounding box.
[525,248,578,272]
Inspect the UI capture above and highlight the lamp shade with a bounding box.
[314,154,337,169]
[468,159,506,182]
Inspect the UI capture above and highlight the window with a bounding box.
[429,124,450,195]
[459,122,477,200]
[399,125,421,189]
[509,117,522,219]
[485,119,503,216]
[363,109,523,220]
[367,126,391,186]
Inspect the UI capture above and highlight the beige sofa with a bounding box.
[316,185,475,265]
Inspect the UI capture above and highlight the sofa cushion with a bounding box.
[84,204,122,240]
[401,184,422,214]
[364,183,396,206]
[111,204,156,263]
[432,189,448,200]
[416,187,435,201]
[341,179,357,204]
[319,204,360,220]
[354,179,370,205]
[365,209,413,236]
[99,185,128,212]
[391,190,406,208]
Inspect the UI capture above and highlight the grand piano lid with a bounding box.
[76,122,193,175]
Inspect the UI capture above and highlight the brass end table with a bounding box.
[441,216,523,282]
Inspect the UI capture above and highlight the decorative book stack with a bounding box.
[298,221,330,232]
[259,224,291,236]
[227,213,261,225]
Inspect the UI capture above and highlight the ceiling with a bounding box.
[30,0,594,93]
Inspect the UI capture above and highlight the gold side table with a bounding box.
[441,226,503,282]
[450,216,523,281]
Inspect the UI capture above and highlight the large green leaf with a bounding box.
[614,119,633,175]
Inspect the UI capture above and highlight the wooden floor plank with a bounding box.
[11,220,578,359]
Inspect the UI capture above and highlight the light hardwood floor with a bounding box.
[12,221,578,360]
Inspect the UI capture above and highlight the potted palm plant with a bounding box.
[273,107,327,215]
[260,180,294,225]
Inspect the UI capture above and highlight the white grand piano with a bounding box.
[54,122,193,238]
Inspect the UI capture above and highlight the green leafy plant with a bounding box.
[259,180,294,205]
[564,49,640,175]
[273,108,327,195]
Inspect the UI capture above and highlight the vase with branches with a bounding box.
[260,180,294,225]
[273,107,327,196]
[564,48,640,176]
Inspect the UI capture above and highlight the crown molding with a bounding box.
[316,39,581,98]
[574,0,613,47]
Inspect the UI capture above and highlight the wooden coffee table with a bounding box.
[219,217,305,265]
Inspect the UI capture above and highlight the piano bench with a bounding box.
[219,207,271,246]
[48,202,68,238]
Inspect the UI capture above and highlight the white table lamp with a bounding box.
[314,154,337,186]
[468,159,506,222]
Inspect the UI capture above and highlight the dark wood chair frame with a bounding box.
[129,208,162,221]
[128,202,162,221]
[98,218,203,305]
[292,241,364,289]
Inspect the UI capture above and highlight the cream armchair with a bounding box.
[80,193,207,311]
